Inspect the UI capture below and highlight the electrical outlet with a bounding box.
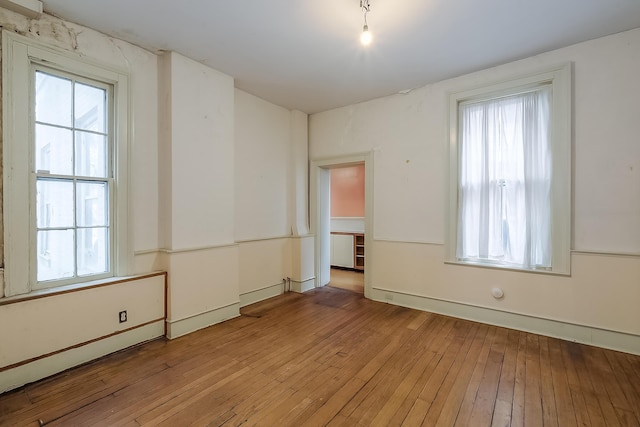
[119,310,127,323]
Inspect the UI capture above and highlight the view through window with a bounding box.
[34,69,112,283]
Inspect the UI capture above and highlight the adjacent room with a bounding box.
[1,0,639,425]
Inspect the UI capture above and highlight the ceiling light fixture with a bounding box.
[360,0,372,46]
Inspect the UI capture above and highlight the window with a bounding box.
[447,65,571,274]
[2,31,131,296]
[34,69,112,285]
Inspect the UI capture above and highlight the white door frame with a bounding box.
[310,151,374,298]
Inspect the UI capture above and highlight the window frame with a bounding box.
[2,31,132,296]
[446,64,572,275]
[32,66,115,288]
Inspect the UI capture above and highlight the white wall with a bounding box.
[167,53,236,249]
[234,90,312,301]
[235,89,290,241]
[0,274,165,392]
[309,28,640,353]
[157,51,240,338]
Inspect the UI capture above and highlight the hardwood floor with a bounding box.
[329,268,364,294]
[2,286,640,426]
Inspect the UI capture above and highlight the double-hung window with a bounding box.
[34,68,112,284]
[2,31,131,296]
[447,65,572,274]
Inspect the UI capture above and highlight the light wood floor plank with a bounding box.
[537,336,559,427]
[490,329,520,427]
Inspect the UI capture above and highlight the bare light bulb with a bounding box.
[360,25,372,46]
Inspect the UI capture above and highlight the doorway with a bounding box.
[310,152,373,298]
[328,165,365,293]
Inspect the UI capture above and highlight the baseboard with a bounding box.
[0,320,164,394]
[370,287,640,356]
[239,283,284,308]
[291,277,315,293]
[166,302,240,339]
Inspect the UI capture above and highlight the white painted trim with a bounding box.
[134,249,160,255]
[571,249,640,259]
[375,238,640,260]
[290,234,315,240]
[310,151,374,298]
[158,243,239,254]
[373,238,444,246]
[0,272,165,305]
[290,278,315,293]
[0,0,42,18]
[239,283,284,307]
[370,287,640,356]
[166,302,240,339]
[235,235,291,244]
[3,33,30,297]
[331,217,365,233]
[134,245,640,265]
[0,320,164,394]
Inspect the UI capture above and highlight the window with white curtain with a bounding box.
[447,65,572,274]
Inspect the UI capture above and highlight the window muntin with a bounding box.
[33,68,113,287]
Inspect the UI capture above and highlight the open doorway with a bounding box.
[310,152,373,298]
[328,165,365,294]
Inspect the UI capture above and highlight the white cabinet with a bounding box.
[330,233,354,268]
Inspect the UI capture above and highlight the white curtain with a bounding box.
[457,87,552,269]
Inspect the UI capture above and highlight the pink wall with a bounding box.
[331,164,365,217]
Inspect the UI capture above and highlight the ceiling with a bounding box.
[42,0,640,114]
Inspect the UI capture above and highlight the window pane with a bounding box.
[77,181,108,227]
[37,179,74,228]
[37,229,75,281]
[74,82,106,132]
[35,124,73,175]
[77,227,108,276]
[35,71,72,127]
[75,131,108,177]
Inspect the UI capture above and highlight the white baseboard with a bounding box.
[291,277,315,293]
[0,320,164,394]
[166,302,240,339]
[239,283,284,307]
[370,287,640,356]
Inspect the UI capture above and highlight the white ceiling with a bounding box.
[43,0,640,114]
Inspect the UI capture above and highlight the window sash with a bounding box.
[31,65,115,289]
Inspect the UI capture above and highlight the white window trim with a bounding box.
[2,31,133,297]
[446,63,572,275]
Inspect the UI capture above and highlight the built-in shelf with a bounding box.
[354,234,365,270]
[330,232,364,271]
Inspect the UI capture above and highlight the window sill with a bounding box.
[0,271,166,306]
[444,260,570,277]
